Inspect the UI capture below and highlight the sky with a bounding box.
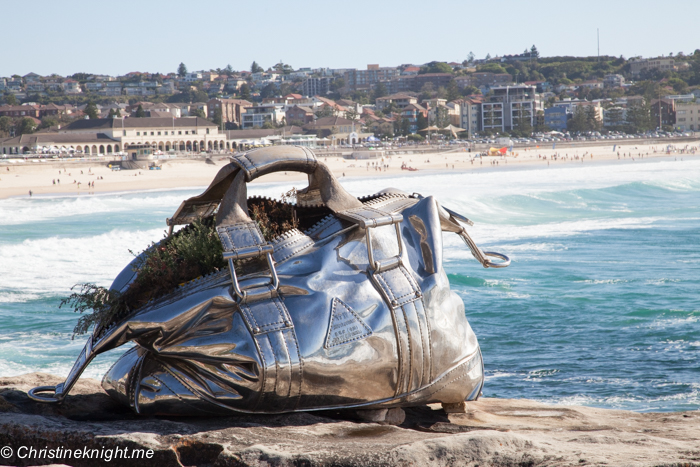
[2,0,699,77]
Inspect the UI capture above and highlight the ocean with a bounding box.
[1,157,699,412]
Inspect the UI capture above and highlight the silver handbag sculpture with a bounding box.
[30,146,509,415]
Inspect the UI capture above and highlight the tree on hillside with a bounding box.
[260,83,278,99]
[467,51,475,63]
[433,106,451,128]
[0,116,12,136]
[530,45,539,58]
[85,102,99,119]
[584,106,602,132]
[107,108,116,118]
[419,61,453,74]
[239,83,251,100]
[177,62,188,77]
[446,80,461,101]
[315,105,335,119]
[212,108,223,128]
[135,105,146,118]
[567,107,588,133]
[373,82,387,101]
[251,61,263,73]
[224,64,234,76]
[344,107,358,121]
[4,93,17,105]
[416,112,428,131]
[626,102,653,133]
[478,63,507,74]
[420,82,436,100]
[191,108,206,119]
[16,117,37,136]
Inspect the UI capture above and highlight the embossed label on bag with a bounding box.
[324,298,372,349]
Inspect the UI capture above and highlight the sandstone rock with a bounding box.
[0,373,698,466]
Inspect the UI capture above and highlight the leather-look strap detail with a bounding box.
[371,264,422,309]
[231,146,318,182]
[239,295,293,335]
[370,264,427,396]
[337,206,403,228]
[241,296,302,412]
[217,222,268,260]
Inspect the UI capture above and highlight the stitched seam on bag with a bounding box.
[412,299,428,388]
[420,295,433,382]
[266,333,279,400]
[287,328,304,403]
[401,304,412,395]
[373,273,395,301]
[399,266,420,294]
[255,334,268,410]
[414,355,480,399]
[151,374,223,415]
[326,299,373,347]
[155,363,227,415]
[278,329,292,399]
[275,239,313,263]
[242,153,257,176]
[376,271,416,302]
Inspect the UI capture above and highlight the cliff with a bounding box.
[0,373,698,467]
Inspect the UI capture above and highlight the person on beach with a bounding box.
[29,190,32,196]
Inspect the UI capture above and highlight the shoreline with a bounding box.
[2,140,699,200]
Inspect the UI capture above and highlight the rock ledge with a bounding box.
[0,373,698,467]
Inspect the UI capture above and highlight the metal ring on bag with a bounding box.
[483,251,511,268]
[28,385,62,403]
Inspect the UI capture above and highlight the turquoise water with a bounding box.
[1,157,699,412]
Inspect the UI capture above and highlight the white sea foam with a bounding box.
[0,228,163,295]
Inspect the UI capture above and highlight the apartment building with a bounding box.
[675,102,700,131]
[604,74,625,88]
[650,98,676,128]
[629,57,689,77]
[344,65,400,90]
[302,77,332,97]
[241,104,286,129]
[482,85,543,132]
[459,98,482,137]
[375,93,418,111]
[207,98,252,127]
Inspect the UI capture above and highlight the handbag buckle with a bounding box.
[223,246,280,302]
[337,206,404,273]
[365,221,404,273]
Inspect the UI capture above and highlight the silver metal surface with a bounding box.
[33,146,509,416]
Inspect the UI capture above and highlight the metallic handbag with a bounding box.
[30,146,509,415]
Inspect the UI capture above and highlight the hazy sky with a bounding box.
[3,0,698,77]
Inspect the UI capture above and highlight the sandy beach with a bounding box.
[1,140,699,200]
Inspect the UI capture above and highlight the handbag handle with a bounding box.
[167,146,360,229]
[217,146,361,226]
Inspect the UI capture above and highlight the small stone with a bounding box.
[442,401,468,413]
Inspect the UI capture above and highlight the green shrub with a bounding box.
[62,193,301,339]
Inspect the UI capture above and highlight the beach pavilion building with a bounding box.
[0,132,121,156]
[59,117,226,153]
[1,117,228,156]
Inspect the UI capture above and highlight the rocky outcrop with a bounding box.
[0,373,698,467]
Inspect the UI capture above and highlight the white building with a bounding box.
[241,104,286,129]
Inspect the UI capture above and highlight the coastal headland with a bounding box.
[1,140,698,200]
[0,373,698,467]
